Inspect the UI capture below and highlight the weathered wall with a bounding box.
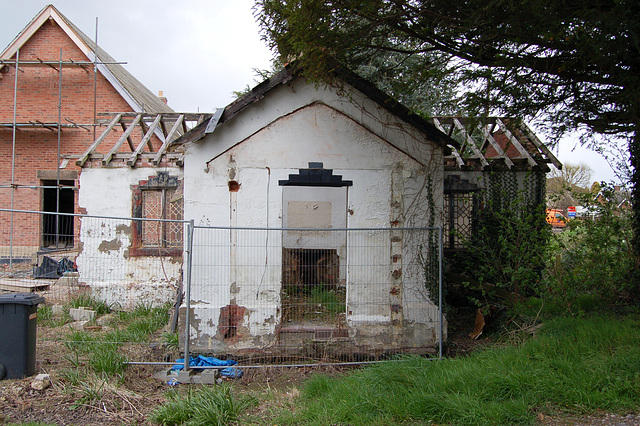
[76,167,183,308]
[182,78,445,353]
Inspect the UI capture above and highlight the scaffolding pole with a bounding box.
[9,48,19,268]
[56,48,63,250]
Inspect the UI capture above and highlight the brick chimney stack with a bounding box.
[158,90,168,104]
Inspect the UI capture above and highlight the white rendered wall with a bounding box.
[183,81,444,350]
[76,167,183,308]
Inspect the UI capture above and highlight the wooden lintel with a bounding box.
[153,114,184,165]
[103,114,141,165]
[77,113,122,167]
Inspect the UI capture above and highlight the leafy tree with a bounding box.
[544,183,638,311]
[547,162,593,210]
[257,0,640,258]
[550,163,593,190]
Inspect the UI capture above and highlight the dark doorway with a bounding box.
[281,248,345,324]
[42,180,74,249]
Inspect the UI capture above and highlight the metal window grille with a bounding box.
[444,192,475,249]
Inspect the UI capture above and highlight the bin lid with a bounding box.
[0,292,45,306]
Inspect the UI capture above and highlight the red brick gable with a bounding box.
[0,19,132,125]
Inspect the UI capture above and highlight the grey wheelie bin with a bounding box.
[0,293,45,379]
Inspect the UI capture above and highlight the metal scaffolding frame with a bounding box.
[2,20,125,266]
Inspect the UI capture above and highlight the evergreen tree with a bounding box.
[257,0,640,258]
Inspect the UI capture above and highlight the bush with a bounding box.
[462,172,550,311]
[543,183,637,312]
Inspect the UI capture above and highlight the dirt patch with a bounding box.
[0,315,353,425]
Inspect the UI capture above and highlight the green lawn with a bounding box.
[267,314,640,425]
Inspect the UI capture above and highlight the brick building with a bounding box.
[0,5,172,258]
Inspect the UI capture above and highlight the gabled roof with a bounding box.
[171,64,459,150]
[0,4,172,114]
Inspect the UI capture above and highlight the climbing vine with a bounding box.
[465,169,550,309]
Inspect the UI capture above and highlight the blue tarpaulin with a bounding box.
[172,355,243,379]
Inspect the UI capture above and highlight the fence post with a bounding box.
[183,219,194,372]
[438,225,444,360]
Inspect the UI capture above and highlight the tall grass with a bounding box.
[67,293,113,315]
[293,315,640,425]
[62,302,171,378]
[151,385,257,425]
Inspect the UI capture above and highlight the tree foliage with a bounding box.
[547,162,593,210]
[257,0,640,257]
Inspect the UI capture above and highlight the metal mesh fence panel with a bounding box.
[184,226,443,364]
[0,208,187,366]
[1,209,442,367]
[0,209,183,308]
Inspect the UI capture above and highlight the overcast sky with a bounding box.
[1,1,624,184]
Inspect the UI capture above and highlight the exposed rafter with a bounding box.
[433,117,561,172]
[77,113,212,168]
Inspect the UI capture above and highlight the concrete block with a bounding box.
[177,369,194,383]
[69,307,95,321]
[193,369,218,384]
[68,320,88,330]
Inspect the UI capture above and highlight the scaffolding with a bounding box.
[1,46,211,271]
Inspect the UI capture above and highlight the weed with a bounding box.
[66,294,112,316]
[60,367,83,387]
[64,330,97,353]
[151,385,257,425]
[37,305,53,321]
[162,331,179,349]
[71,378,106,410]
[88,343,126,377]
[308,287,345,314]
[37,305,71,327]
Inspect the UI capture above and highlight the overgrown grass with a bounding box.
[66,293,113,315]
[151,385,257,425]
[38,305,70,327]
[106,303,171,342]
[308,287,345,315]
[60,302,171,380]
[288,315,640,425]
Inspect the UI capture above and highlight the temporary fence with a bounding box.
[0,209,444,370]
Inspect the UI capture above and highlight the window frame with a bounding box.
[130,172,183,257]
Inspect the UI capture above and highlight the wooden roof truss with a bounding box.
[77,113,212,168]
[433,117,562,171]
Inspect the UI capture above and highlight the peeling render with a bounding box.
[182,86,446,355]
[76,167,183,308]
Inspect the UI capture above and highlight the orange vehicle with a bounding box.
[546,209,568,228]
